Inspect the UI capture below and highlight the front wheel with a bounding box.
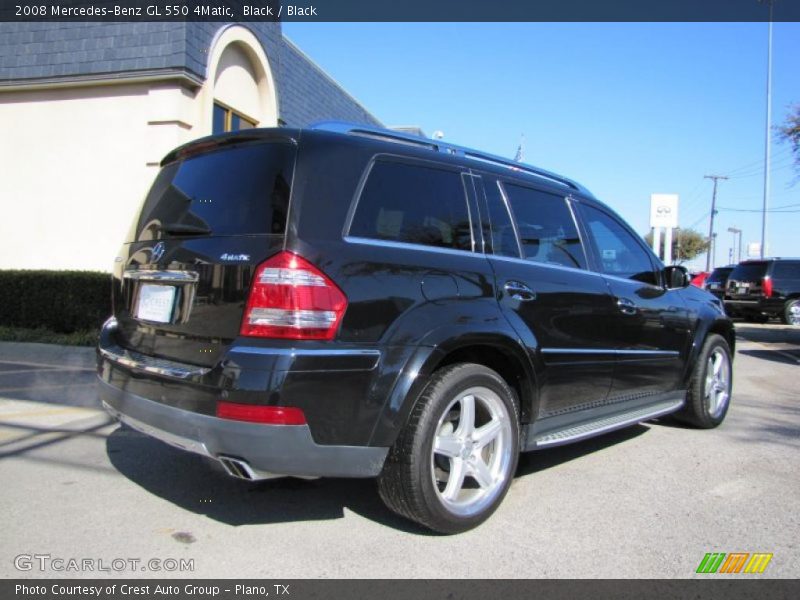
[674,334,733,428]
[781,299,800,326]
[378,363,520,534]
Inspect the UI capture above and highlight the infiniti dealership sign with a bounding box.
[650,194,679,229]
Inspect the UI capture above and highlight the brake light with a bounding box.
[216,402,306,425]
[240,251,347,340]
[763,276,773,298]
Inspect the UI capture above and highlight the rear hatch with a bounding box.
[726,261,769,300]
[705,267,733,293]
[113,134,297,367]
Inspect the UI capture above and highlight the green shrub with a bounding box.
[0,270,112,334]
[0,326,99,347]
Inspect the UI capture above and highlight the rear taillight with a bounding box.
[763,276,773,298]
[216,402,306,425]
[240,251,347,340]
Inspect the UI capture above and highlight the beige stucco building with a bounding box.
[0,22,380,271]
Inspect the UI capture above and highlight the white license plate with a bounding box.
[136,284,176,323]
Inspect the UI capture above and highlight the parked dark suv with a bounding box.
[98,123,735,533]
[724,258,800,325]
[704,265,735,301]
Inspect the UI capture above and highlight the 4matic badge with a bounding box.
[220,253,251,262]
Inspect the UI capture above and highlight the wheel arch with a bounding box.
[682,316,736,388]
[368,330,539,448]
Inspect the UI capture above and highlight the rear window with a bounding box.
[349,160,472,251]
[772,262,800,279]
[707,267,733,283]
[730,262,768,282]
[128,142,295,242]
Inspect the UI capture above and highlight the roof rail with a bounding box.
[310,121,589,194]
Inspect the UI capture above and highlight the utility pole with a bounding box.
[704,175,728,271]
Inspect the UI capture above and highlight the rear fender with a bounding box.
[367,324,539,447]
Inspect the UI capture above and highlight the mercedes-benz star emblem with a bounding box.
[151,242,166,263]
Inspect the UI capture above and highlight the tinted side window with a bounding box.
[502,184,586,269]
[772,262,800,279]
[482,178,520,258]
[581,205,658,285]
[349,161,472,251]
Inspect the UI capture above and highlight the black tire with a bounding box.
[377,363,520,534]
[673,334,733,429]
[781,299,800,326]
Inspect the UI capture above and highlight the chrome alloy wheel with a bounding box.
[705,347,731,418]
[789,302,800,326]
[430,386,514,517]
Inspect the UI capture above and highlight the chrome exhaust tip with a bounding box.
[218,456,257,480]
[217,456,286,481]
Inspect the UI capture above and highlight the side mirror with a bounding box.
[664,265,690,289]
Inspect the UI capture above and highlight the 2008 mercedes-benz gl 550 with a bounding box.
[98,123,734,533]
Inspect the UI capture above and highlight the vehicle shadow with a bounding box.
[738,349,799,366]
[516,424,648,476]
[106,424,432,534]
[735,323,800,346]
[106,421,650,534]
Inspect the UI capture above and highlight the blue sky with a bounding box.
[284,22,800,270]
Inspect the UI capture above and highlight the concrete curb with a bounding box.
[0,341,95,369]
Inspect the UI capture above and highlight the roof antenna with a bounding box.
[514,134,525,162]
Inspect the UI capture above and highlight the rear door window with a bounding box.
[501,183,587,269]
[349,160,472,251]
[130,142,295,242]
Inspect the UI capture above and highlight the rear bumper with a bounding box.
[724,299,783,315]
[99,377,388,479]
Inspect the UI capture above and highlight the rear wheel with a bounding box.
[378,363,520,534]
[674,334,732,428]
[781,300,800,326]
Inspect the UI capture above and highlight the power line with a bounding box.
[718,207,800,213]
[685,211,711,231]
[722,144,791,177]
[726,156,795,179]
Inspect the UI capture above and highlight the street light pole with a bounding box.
[738,229,743,262]
[760,0,774,259]
[727,227,742,265]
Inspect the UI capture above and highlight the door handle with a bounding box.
[616,297,638,315]
[504,281,536,302]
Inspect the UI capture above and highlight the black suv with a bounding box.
[98,123,735,533]
[724,258,800,325]
[704,265,735,301]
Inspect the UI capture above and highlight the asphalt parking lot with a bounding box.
[0,323,797,579]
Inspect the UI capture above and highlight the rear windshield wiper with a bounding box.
[159,222,212,236]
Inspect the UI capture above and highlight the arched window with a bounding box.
[203,26,278,136]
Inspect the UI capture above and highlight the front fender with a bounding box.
[680,289,736,388]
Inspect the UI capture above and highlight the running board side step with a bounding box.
[528,399,683,449]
